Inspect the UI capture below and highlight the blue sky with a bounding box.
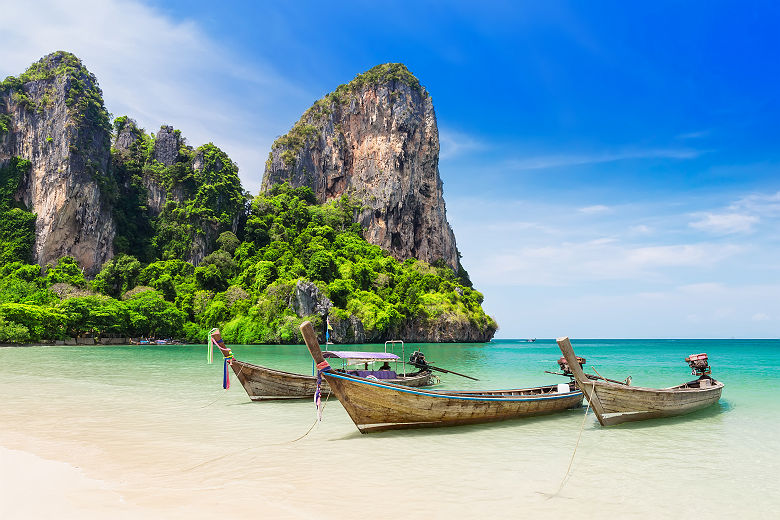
[3,1,779,338]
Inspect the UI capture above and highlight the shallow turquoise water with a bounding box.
[1,339,778,518]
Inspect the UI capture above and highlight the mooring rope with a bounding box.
[184,391,332,472]
[278,391,332,444]
[200,364,246,408]
[548,394,592,498]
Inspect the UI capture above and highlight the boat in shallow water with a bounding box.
[556,336,724,426]
[209,329,435,401]
[299,321,584,433]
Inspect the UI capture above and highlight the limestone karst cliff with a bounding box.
[263,64,462,274]
[0,51,115,274]
[0,52,496,344]
[110,118,244,265]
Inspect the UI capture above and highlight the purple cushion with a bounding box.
[349,370,398,379]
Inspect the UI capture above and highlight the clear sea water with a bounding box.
[1,338,778,519]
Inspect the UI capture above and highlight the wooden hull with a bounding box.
[229,359,435,401]
[582,379,724,426]
[556,337,724,426]
[322,371,584,433]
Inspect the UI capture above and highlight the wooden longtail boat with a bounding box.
[299,321,584,433]
[556,337,724,426]
[209,329,435,401]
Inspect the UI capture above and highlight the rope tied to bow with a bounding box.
[314,360,330,421]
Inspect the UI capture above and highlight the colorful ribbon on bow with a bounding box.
[223,354,233,390]
[208,329,234,390]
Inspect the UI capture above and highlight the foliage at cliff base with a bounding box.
[0,184,495,344]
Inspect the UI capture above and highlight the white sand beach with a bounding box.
[0,446,135,519]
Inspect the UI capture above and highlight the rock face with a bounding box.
[0,52,115,274]
[263,63,460,271]
[153,126,180,166]
[289,280,332,317]
[112,121,182,218]
[111,118,244,265]
[328,313,495,344]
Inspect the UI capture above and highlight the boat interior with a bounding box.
[448,384,576,397]
[672,376,719,390]
[335,368,401,380]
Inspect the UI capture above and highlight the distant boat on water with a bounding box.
[525,338,536,343]
[131,338,180,346]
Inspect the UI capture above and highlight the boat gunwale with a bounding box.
[322,370,583,402]
[581,378,725,394]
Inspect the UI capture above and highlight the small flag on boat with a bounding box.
[207,329,217,364]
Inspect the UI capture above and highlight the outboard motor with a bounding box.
[685,353,711,376]
[409,351,429,369]
[557,356,585,376]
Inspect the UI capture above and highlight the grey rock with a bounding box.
[290,280,332,317]
[153,125,180,166]
[0,52,115,274]
[113,119,140,152]
[262,67,459,271]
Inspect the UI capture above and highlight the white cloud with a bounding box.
[629,224,653,235]
[625,244,736,268]
[730,191,780,218]
[689,212,759,234]
[503,147,703,171]
[676,129,710,140]
[0,0,312,194]
[447,193,779,338]
[468,241,741,287]
[579,204,610,214]
[677,282,726,294]
[438,129,486,159]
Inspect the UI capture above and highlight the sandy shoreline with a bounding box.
[0,445,140,519]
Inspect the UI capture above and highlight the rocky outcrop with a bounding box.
[152,126,181,166]
[289,280,332,317]
[327,313,495,344]
[111,118,244,266]
[263,63,460,271]
[112,121,183,218]
[0,51,115,274]
[397,317,496,343]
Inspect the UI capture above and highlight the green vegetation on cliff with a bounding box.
[0,183,495,344]
[0,158,36,265]
[1,51,111,133]
[110,118,244,262]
